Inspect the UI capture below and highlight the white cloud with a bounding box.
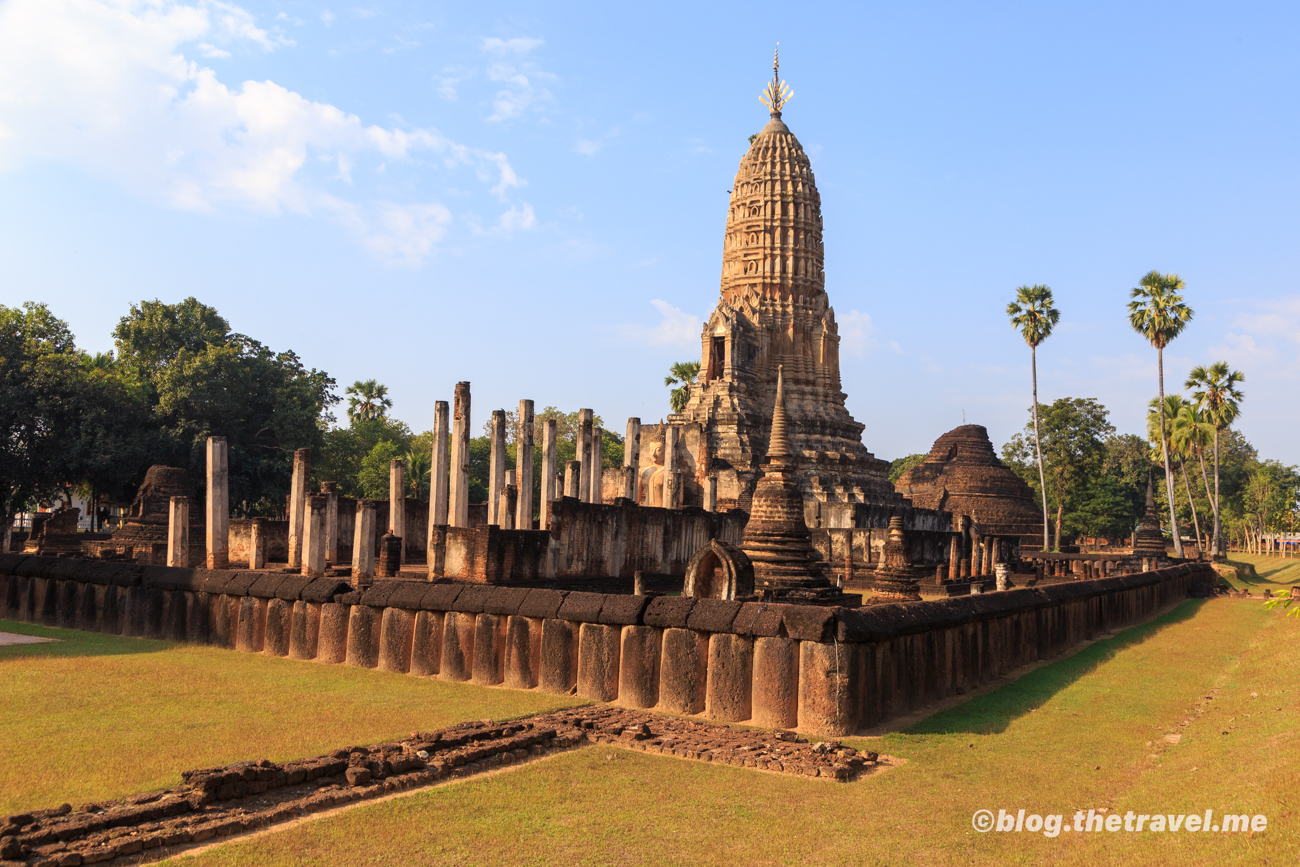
[479,37,551,123]
[356,202,451,264]
[482,37,542,55]
[575,138,602,156]
[320,9,335,26]
[618,300,702,347]
[0,0,529,264]
[837,309,880,358]
[496,203,535,232]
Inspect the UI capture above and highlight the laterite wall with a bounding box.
[0,554,1214,736]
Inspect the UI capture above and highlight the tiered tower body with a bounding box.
[672,68,898,513]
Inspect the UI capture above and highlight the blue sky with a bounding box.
[1,0,1296,464]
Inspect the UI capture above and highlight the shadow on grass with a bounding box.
[1227,558,1300,586]
[0,620,174,660]
[903,599,1208,737]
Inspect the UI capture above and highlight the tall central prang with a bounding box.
[671,50,899,515]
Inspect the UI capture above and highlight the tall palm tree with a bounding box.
[1128,271,1194,557]
[403,448,431,501]
[1007,284,1060,551]
[345,379,392,422]
[664,361,701,414]
[1186,361,1244,557]
[1166,399,1207,552]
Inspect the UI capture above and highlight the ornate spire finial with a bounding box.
[767,365,791,459]
[759,43,793,117]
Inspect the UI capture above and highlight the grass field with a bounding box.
[0,624,584,815]
[1221,553,1300,593]
[3,562,1298,865]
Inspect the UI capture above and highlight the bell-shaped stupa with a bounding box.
[672,48,900,514]
[740,366,860,605]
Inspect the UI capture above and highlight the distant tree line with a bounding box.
[1,298,335,536]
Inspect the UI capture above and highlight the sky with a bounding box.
[1,0,1296,465]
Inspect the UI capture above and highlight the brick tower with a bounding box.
[671,50,898,513]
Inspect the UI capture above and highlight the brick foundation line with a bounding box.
[0,555,1217,739]
[0,707,880,866]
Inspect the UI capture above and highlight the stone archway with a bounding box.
[683,540,754,601]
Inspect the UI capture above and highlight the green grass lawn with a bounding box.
[0,622,584,815]
[4,577,1297,866]
[1222,553,1300,592]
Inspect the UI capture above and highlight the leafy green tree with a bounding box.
[1006,284,1060,550]
[345,379,392,422]
[357,441,403,500]
[1186,361,1245,556]
[1003,398,1114,546]
[315,416,413,498]
[0,303,82,547]
[888,454,926,484]
[1128,270,1194,556]
[1147,395,1207,549]
[403,446,431,501]
[665,361,700,414]
[113,298,337,516]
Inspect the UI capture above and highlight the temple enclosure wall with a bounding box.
[0,554,1214,736]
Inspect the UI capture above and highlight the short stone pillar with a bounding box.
[935,565,947,584]
[948,533,961,582]
[287,447,310,569]
[488,409,506,525]
[302,495,327,578]
[352,500,377,588]
[541,418,558,530]
[621,465,636,501]
[166,496,189,568]
[499,482,517,531]
[205,436,229,569]
[564,460,581,498]
[590,426,603,504]
[970,582,983,595]
[248,517,266,569]
[994,563,1009,591]
[516,399,534,530]
[378,533,402,578]
[623,417,641,504]
[577,409,594,503]
[633,570,645,595]
[703,475,717,512]
[321,481,339,565]
[449,382,471,528]
[960,558,971,579]
[389,459,405,564]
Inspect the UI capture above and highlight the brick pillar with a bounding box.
[704,475,717,512]
[352,500,377,588]
[541,418,557,530]
[205,436,229,569]
[249,517,266,569]
[389,459,405,564]
[622,466,636,501]
[302,494,326,578]
[948,533,960,584]
[516,399,534,530]
[287,448,310,569]
[500,481,517,531]
[488,409,506,525]
[449,382,471,528]
[624,417,641,504]
[321,481,339,565]
[564,460,581,498]
[167,496,188,568]
[591,426,603,504]
[431,400,450,528]
[662,426,678,508]
[577,409,593,503]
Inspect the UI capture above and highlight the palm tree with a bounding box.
[345,379,392,422]
[1163,397,1208,552]
[664,361,700,414]
[1128,271,1194,557]
[1186,361,1244,558]
[403,448,431,501]
[1006,285,1060,551]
